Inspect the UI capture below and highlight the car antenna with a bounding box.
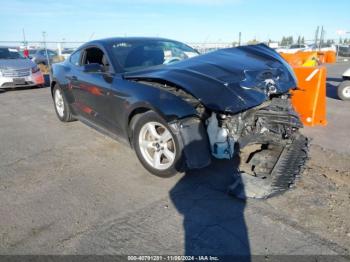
[88,33,95,41]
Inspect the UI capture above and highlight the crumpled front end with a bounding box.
[125,44,308,197]
[124,44,298,114]
[206,95,308,198]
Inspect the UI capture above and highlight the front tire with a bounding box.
[132,111,183,177]
[338,80,350,101]
[53,85,74,122]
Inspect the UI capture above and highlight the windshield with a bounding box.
[109,39,199,72]
[0,48,25,59]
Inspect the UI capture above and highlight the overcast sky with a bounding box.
[0,0,349,43]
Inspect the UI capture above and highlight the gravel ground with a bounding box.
[0,62,350,258]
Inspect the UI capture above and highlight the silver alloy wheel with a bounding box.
[138,122,176,170]
[342,86,350,98]
[54,89,65,118]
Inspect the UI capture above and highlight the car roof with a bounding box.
[97,36,177,43]
[0,46,18,50]
[79,37,184,49]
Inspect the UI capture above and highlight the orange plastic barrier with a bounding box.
[324,51,336,64]
[280,51,318,67]
[279,50,333,127]
[280,50,336,66]
[291,66,327,127]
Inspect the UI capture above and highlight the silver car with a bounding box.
[0,47,44,89]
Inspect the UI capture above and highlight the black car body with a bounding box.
[51,37,307,196]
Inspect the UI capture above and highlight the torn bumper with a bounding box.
[235,133,309,198]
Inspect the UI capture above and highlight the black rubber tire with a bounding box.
[53,85,75,122]
[337,80,350,101]
[132,111,184,177]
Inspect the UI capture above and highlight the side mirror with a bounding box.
[83,63,103,73]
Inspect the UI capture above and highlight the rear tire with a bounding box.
[53,85,74,122]
[338,80,350,101]
[132,111,184,177]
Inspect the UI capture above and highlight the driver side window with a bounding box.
[82,47,110,72]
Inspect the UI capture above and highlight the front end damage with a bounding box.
[162,86,308,198]
[125,44,309,198]
[206,95,308,198]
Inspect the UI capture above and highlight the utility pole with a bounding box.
[22,28,27,48]
[238,32,241,46]
[314,26,319,50]
[42,31,51,71]
[319,26,324,50]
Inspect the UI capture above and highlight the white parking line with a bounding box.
[305,69,319,82]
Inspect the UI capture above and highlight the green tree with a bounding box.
[280,36,287,46]
[280,36,295,46]
[289,36,294,45]
[247,39,259,45]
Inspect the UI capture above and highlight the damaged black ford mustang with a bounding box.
[51,37,307,194]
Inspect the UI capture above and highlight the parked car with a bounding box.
[29,49,58,65]
[338,68,350,100]
[0,47,44,89]
[338,45,350,57]
[61,48,75,60]
[51,37,307,196]
[309,43,337,52]
[277,44,311,53]
[289,44,309,50]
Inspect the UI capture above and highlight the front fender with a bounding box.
[119,79,199,136]
[121,80,211,170]
[126,98,197,123]
[170,117,211,170]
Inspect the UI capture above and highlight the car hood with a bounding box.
[124,44,297,113]
[0,59,35,70]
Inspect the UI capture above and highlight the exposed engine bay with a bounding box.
[206,95,308,197]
